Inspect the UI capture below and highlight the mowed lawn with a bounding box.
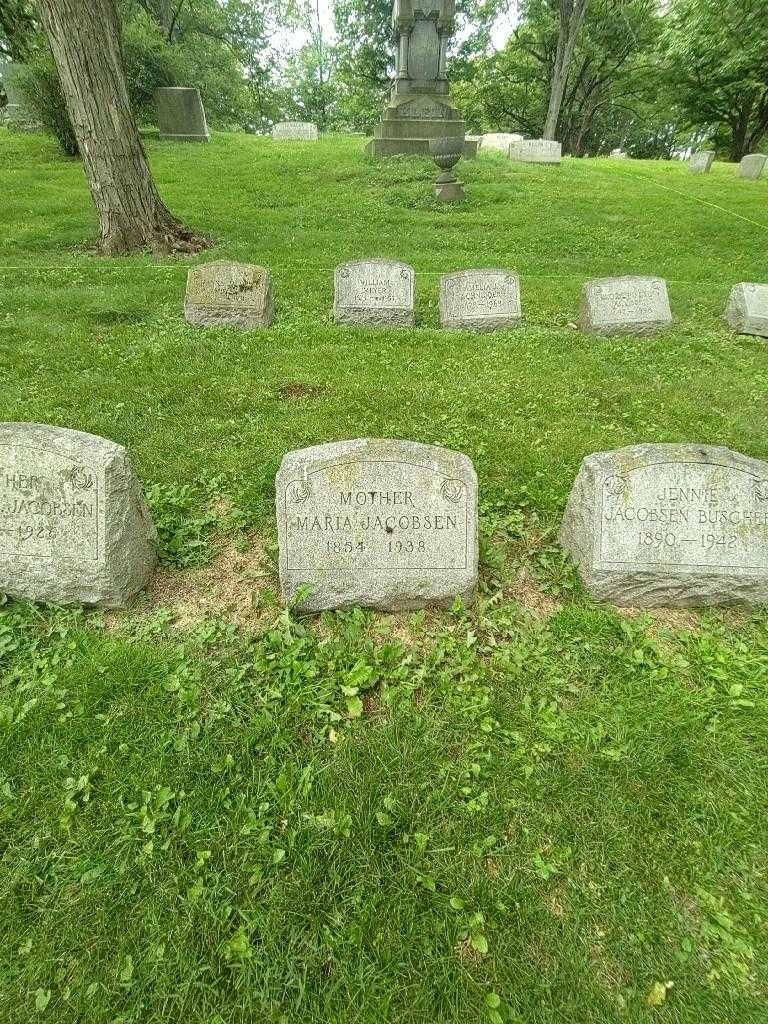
[0,129,768,1023]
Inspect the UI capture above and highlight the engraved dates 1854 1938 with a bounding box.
[276,439,478,611]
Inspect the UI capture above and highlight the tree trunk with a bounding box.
[543,0,589,141]
[38,0,209,255]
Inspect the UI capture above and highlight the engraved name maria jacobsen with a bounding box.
[0,462,97,545]
[286,473,466,556]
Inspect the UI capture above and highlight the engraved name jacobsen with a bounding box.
[0,467,96,546]
[601,477,768,558]
[289,489,460,534]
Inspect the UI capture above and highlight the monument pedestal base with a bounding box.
[366,91,475,159]
[434,179,465,202]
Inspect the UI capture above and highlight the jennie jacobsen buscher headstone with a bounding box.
[581,276,672,335]
[560,444,768,607]
[440,270,522,331]
[334,261,415,327]
[277,439,478,612]
[0,424,156,607]
[184,261,275,329]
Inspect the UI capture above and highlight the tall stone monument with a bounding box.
[366,2,473,159]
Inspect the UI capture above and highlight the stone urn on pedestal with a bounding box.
[430,137,466,203]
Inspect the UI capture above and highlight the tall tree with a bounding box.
[38,0,208,254]
[662,0,768,161]
[543,0,589,139]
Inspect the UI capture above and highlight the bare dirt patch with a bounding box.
[511,566,563,619]
[275,382,329,400]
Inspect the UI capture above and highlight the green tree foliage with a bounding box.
[332,0,393,132]
[662,0,768,161]
[454,0,670,155]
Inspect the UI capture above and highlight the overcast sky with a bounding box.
[289,1,519,51]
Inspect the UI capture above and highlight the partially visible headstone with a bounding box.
[481,132,523,153]
[272,121,319,140]
[688,150,715,174]
[184,261,275,329]
[334,260,415,327]
[509,139,561,164]
[581,276,673,335]
[726,283,768,339]
[440,270,522,332]
[738,153,767,180]
[154,87,209,142]
[560,443,768,607]
[0,424,156,607]
[276,438,478,611]
[0,62,24,122]
[610,148,628,159]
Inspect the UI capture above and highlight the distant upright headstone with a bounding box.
[610,148,628,159]
[271,121,319,141]
[509,139,561,164]
[440,270,522,332]
[581,276,673,335]
[560,443,768,607]
[184,261,275,329]
[688,150,715,174]
[738,154,767,180]
[276,438,478,611]
[726,283,768,339]
[334,260,415,327]
[154,87,209,142]
[0,62,25,122]
[0,424,156,607]
[481,132,523,153]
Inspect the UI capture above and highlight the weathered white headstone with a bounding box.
[560,444,768,607]
[440,270,522,332]
[334,260,415,327]
[738,154,767,180]
[726,283,768,339]
[581,276,673,335]
[184,261,275,329]
[509,139,561,164]
[480,133,523,153]
[276,438,478,611]
[0,424,156,607]
[271,121,319,141]
[610,148,628,159]
[688,150,714,174]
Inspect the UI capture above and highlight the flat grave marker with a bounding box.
[508,139,561,164]
[581,275,673,335]
[726,283,768,338]
[0,423,156,607]
[276,438,478,611]
[333,260,415,327]
[440,270,522,332]
[560,443,768,606]
[272,121,319,140]
[184,261,275,329]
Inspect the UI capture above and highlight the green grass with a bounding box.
[1,130,768,1023]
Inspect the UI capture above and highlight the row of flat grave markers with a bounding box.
[183,261,768,339]
[3,426,768,613]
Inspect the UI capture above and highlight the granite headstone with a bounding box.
[581,276,673,335]
[0,424,156,607]
[738,154,767,180]
[508,139,561,164]
[726,283,768,339]
[276,438,478,611]
[154,87,209,142]
[688,150,714,174]
[184,261,275,329]
[439,270,522,331]
[271,121,319,140]
[560,443,768,606]
[334,260,415,327]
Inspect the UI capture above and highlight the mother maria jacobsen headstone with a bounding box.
[277,438,478,611]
